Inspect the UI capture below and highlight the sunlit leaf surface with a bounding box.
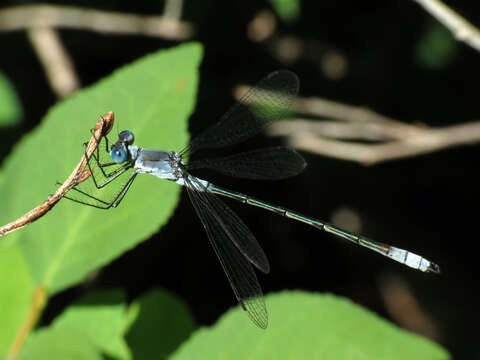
[171,291,449,360]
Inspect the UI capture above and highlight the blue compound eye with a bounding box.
[119,130,134,145]
[110,146,127,163]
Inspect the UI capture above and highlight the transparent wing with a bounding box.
[184,173,268,329]
[185,173,270,273]
[184,70,299,156]
[187,146,307,180]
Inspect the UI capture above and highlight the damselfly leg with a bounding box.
[64,131,137,209]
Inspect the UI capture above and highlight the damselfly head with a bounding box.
[109,130,134,163]
[118,130,135,145]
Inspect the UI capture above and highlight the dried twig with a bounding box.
[272,121,480,165]
[235,86,480,165]
[0,4,192,40]
[412,0,480,53]
[0,112,114,237]
[292,96,426,139]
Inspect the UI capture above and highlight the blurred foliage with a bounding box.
[14,289,449,359]
[17,288,195,360]
[171,291,448,360]
[125,289,196,360]
[45,289,132,360]
[17,328,102,360]
[0,71,22,127]
[269,0,300,22]
[415,21,457,69]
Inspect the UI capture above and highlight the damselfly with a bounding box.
[65,71,440,329]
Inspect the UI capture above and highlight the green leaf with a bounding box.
[17,328,102,360]
[0,244,35,355]
[0,71,22,127]
[269,0,300,23]
[415,22,457,69]
[51,289,131,360]
[126,289,196,360]
[0,43,202,294]
[171,291,449,360]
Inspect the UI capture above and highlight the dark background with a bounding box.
[1,1,478,358]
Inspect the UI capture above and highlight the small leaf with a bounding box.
[126,289,196,360]
[0,42,203,295]
[171,291,449,360]
[0,244,34,356]
[269,0,300,23]
[51,289,131,360]
[17,328,102,360]
[415,22,457,69]
[0,71,22,127]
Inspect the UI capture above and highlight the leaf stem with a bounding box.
[6,286,47,358]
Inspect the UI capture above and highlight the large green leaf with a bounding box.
[17,328,102,360]
[0,42,202,295]
[0,70,22,127]
[50,289,132,360]
[171,291,449,360]
[0,243,34,355]
[16,288,194,360]
[126,289,196,360]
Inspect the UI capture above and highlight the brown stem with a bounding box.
[6,286,47,358]
[0,112,114,237]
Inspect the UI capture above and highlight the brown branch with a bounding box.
[234,86,480,166]
[271,120,480,166]
[0,112,114,237]
[412,0,480,53]
[6,286,47,359]
[267,118,413,142]
[0,4,193,40]
[164,0,184,20]
[292,96,426,139]
[235,85,426,141]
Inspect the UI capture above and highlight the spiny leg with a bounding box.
[62,171,138,209]
[111,172,138,208]
[84,126,123,179]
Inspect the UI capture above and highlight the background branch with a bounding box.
[0,4,193,40]
[272,121,480,165]
[27,27,80,98]
[234,86,480,166]
[412,0,480,53]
